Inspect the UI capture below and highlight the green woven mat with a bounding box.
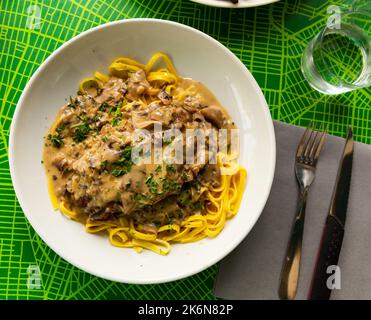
[0,0,370,300]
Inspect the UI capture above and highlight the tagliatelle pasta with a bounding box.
[44,53,247,255]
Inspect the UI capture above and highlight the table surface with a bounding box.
[0,0,369,300]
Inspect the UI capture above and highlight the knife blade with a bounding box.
[308,127,354,300]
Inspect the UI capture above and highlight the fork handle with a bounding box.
[278,190,308,300]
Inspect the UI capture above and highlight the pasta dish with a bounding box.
[43,53,246,255]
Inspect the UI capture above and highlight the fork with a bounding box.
[278,122,327,300]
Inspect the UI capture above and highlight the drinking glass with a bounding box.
[301,9,371,94]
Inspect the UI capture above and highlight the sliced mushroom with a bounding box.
[126,70,150,100]
[132,112,161,129]
[101,147,121,162]
[158,90,173,105]
[183,95,204,113]
[200,106,225,128]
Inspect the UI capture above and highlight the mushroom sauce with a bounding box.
[43,70,235,231]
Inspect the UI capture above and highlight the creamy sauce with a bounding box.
[43,72,234,226]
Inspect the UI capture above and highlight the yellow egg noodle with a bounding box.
[48,53,247,255]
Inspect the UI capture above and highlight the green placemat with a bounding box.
[0,0,369,300]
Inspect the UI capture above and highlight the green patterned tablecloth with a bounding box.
[0,0,369,300]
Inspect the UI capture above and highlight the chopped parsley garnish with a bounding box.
[73,121,90,142]
[68,96,76,109]
[102,136,109,143]
[189,178,201,190]
[99,102,109,112]
[100,160,108,169]
[163,178,181,193]
[181,171,189,180]
[133,193,147,206]
[110,147,133,177]
[166,164,176,173]
[153,220,162,228]
[145,174,159,194]
[192,201,204,211]
[92,114,100,123]
[111,168,125,177]
[155,165,162,173]
[47,133,64,148]
[110,105,123,127]
[179,191,192,206]
[163,137,173,145]
[111,116,121,127]
[56,123,66,134]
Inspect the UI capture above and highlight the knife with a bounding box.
[308,127,354,300]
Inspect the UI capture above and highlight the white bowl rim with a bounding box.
[9,18,276,284]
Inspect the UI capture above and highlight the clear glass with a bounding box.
[302,10,371,94]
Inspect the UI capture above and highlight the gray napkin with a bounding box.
[214,121,371,300]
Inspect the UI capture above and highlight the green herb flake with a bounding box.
[110,105,123,127]
[163,137,173,145]
[56,123,66,134]
[99,102,109,112]
[166,164,176,173]
[145,174,159,194]
[193,201,203,211]
[111,117,121,127]
[47,133,64,148]
[73,115,91,143]
[110,147,133,177]
[153,220,161,228]
[163,178,181,193]
[68,96,76,109]
[111,168,125,177]
[133,193,147,204]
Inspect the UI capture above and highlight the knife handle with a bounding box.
[308,215,344,300]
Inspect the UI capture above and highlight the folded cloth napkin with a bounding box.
[214,121,371,300]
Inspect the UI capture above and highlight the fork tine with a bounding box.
[308,123,323,160]
[296,121,312,158]
[303,122,316,159]
[312,125,327,163]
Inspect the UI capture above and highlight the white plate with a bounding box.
[191,0,280,8]
[9,19,275,284]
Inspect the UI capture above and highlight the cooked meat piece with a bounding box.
[200,164,221,187]
[88,211,112,221]
[76,195,91,208]
[119,163,186,215]
[173,107,191,124]
[200,106,226,128]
